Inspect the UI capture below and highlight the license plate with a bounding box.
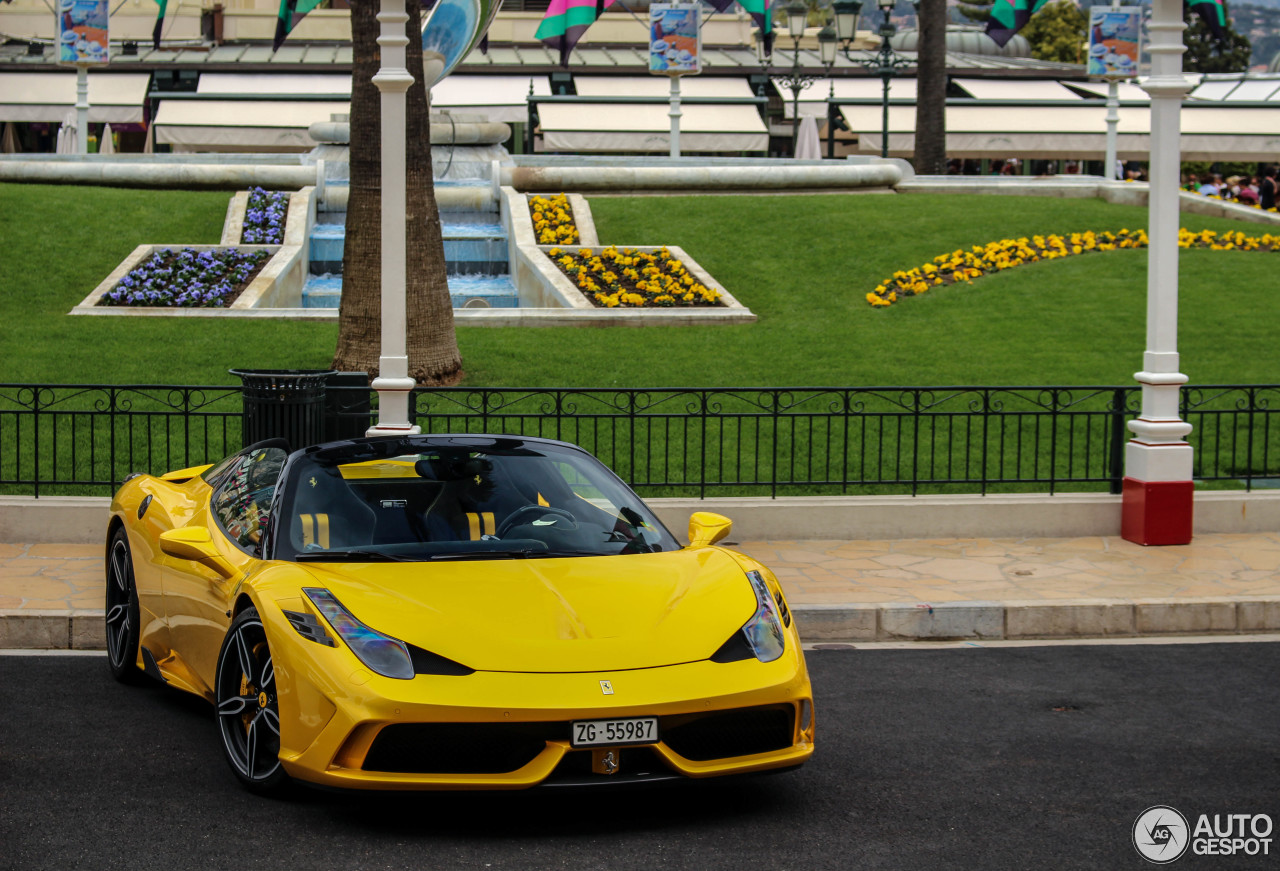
[570,717,659,747]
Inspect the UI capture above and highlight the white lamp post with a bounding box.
[1122,0,1194,544]
[367,0,421,437]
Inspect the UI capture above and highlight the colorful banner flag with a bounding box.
[984,0,1049,48]
[736,0,773,56]
[273,0,324,51]
[1188,0,1227,41]
[537,0,762,66]
[151,0,166,49]
[536,0,618,66]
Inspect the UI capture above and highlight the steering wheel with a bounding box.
[497,505,578,538]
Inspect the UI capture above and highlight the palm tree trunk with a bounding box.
[403,2,463,386]
[913,0,948,175]
[333,0,463,386]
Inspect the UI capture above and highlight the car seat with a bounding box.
[291,466,376,551]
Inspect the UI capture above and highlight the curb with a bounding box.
[792,596,1280,643]
[6,598,1280,650]
[0,610,106,650]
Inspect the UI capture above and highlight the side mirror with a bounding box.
[159,527,237,580]
[688,511,733,548]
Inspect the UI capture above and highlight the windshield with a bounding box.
[271,439,680,562]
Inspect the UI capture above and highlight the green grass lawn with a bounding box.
[3,183,1278,387]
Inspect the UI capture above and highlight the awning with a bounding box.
[838,103,1280,160]
[1066,81,1150,102]
[575,76,758,98]
[153,100,350,152]
[538,76,766,152]
[0,72,150,123]
[809,72,1280,160]
[538,102,767,152]
[196,72,352,96]
[431,75,551,123]
[190,73,548,124]
[951,78,1085,101]
[778,77,916,120]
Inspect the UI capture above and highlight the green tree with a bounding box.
[956,0,993,24]
[1019,0,1087,63]
[334,0,462,385]
[1183,1,1252,73]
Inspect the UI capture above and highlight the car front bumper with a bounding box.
[267,605,815,790]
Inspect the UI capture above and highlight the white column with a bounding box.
[367,0,421,436]
[75,65,89,155]
[1123,0,1195,544]
[1103,80,1120,179]
[668,75,682,159]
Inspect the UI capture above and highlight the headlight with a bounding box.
[742,570,786,663]
[303,588,414,680]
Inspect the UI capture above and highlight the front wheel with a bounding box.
[104,528,144,684]
[215,607,289,794]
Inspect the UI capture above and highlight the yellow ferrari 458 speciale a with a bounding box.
[105,434,815,793]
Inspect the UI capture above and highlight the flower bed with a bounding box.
[547,246,721,308]
[866,228,1162,307]
[529,194,579,245]
[241,188,288,244]
[98,247,272,307]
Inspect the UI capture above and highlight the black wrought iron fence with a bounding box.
[2,384,1278,497]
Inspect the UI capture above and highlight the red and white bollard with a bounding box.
[1122,0,1195,546]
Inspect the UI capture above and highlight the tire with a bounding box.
[104,528,145,684]
[215,606,290,795]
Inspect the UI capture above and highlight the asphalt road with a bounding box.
[2,643,1278,871]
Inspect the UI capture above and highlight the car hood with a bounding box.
[293,548,756,673]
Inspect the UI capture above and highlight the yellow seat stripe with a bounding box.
[467,512,497,539]
[300,514,330,549]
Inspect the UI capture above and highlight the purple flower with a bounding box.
[241,189,288,244]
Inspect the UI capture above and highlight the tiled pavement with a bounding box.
[3,534,1280,647]
[742,533,1280,605]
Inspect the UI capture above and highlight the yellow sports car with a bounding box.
[106,434,814,793]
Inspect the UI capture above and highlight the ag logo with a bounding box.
[599,680,614,695]
[1134,806,1190,864]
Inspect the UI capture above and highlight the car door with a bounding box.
[164,445,286,695]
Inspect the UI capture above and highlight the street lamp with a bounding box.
[764,0,825,150]
[367,0,420,436]
[833,0,912,158]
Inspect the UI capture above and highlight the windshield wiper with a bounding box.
[428,547,549,561]
[296,549,420,562]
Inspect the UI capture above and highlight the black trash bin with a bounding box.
[324,371,372,441]
[230,369,336,450]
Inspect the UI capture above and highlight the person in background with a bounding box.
[1183,172,1199,191]
[1238,177,1260,206]
[1260,166,1278,211]
[1198,174,1222,196]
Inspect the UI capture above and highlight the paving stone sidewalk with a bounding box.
[3,533,1280,648]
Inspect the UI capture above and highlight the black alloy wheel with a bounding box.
[105,528,144,684]
[215,607,288,794]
